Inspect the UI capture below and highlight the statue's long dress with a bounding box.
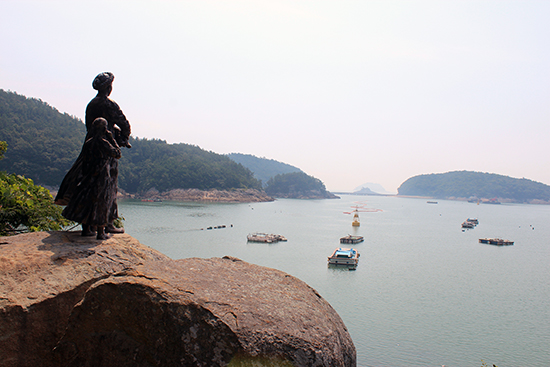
[59,135,120,226]
[55,94,130,221]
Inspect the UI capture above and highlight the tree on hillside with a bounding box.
[0,141,72,236]
[265,171,333,198]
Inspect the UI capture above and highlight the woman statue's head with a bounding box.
[92,72,114,95]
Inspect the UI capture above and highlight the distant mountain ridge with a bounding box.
[398,171,550,203]
[227,153,303,187]
[353,187,383,196]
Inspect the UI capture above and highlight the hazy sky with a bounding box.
[1,1,549,192]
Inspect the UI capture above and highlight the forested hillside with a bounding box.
[227,153,302,186]
[265,172,337,199]
[398,171,550,203]
[119,138,260,192]
[0,89,86,186]
[0,89,261,193]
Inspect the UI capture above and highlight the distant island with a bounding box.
[353,187,385,196]
[398,171,550,204]
[353,182,392,195]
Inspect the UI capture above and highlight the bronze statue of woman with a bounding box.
[55,72,131,237]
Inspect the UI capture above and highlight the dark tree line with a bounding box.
[0,89,261,193]
[0,89,86,186]
[397,171,550,202]
[119,138,261,193]
[265,171,332,198]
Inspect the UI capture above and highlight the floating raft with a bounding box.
[247,233,287,243]
[328,247,360,267]
[339,235,364,244]
[462,218,479,228]
[479,238,514,246]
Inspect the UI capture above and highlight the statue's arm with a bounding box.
[101,133,122,159]
[108,100,131,148]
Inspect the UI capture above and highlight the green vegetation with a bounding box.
[0,141,72,236]
[265,171,335,199]
[0,89,86,187]
[227,153,302,187]
[398,171,550,202]
[119,138,261,193]
[0,89,261,193]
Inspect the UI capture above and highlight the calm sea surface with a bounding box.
[118,194,550,367]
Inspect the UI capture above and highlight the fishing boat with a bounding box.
[328,248,360,266]
[247,233,287,243]
[462,218,479,228]
[479,238,514,246]
[340,235,364,244]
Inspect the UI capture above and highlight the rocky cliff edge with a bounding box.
[0,231,355,367]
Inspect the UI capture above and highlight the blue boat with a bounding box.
[328,248,360,266]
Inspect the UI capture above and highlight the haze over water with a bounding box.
[119,195,550,367]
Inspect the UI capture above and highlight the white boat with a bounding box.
[328,248,360,266]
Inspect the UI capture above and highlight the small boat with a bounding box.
[462,218,479,228]
[340,235,364,244]
[467,218,479,225]
[427,201,438,204]
[479,238,514,246]
[247,233,287,243]
[328,248,360,266]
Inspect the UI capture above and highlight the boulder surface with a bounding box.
[0,231,355,367]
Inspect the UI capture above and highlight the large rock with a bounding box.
[0,232,355,366]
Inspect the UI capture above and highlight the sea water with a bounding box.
[119,195,550,367]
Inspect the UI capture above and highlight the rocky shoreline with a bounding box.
[123,188,341,202]
[119,188,275,203]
